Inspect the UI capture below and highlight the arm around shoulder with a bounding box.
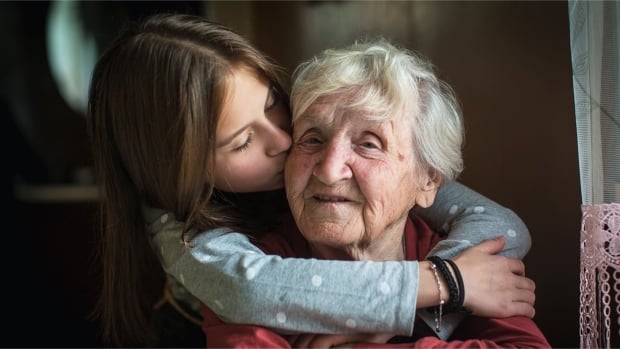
[414,181,531,260]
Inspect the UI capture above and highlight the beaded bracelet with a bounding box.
[428,261,444,332]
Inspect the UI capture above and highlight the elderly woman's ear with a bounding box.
[414,172,442,208]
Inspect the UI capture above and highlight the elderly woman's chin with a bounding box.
[295,207,365,249]
[284,185,358,236]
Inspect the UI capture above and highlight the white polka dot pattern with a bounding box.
[311,275,322,287]
[245,267,257,280]
[379,282,391,294]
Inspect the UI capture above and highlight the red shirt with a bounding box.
[201,214,550,348]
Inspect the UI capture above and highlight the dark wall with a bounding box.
[2,1,581,347]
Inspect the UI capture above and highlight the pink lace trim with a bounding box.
[580,203,620,348]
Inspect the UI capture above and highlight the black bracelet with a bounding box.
[426,256,460,313]
[444,258,471,314]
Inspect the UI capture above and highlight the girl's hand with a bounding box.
[452,236,536,318]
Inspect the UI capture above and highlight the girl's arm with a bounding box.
[145,178,533,337]
[147,208,417,336]
[413,180,530,260]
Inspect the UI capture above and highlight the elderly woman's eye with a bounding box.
[359,135,382,149]
[296,129,323,145]
[303,136,322,145]
[361,141,379,149]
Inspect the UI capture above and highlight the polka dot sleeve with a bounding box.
[146,209,418,335]
[413,180,531,260]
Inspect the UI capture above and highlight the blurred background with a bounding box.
[1,1,579,347]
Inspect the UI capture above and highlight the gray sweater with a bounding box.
[144,181,530,338]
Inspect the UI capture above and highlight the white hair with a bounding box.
[291,38,464,181]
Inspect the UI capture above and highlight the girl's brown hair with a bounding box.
[88,13,288,346]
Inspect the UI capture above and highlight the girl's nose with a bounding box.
[266,122,292,156]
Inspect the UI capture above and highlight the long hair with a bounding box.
[87,13,288,346]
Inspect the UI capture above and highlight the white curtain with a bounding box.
[569,1,620,348]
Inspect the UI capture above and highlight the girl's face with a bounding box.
[214,67,292,192]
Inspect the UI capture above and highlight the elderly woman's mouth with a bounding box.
[313,194,349,202]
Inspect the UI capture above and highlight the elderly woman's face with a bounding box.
[285,94,435,257]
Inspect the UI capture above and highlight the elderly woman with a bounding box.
[201,39,549,348]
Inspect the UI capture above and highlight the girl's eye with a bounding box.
[233,133,253,152]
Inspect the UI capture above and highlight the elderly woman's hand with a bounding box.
[452,236,536,318]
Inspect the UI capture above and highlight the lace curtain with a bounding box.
[569,1,620,347]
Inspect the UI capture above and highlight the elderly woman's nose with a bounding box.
[312,140,353,184]
[266,123,292,156]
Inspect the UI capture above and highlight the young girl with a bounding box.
[88,13,535,347]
